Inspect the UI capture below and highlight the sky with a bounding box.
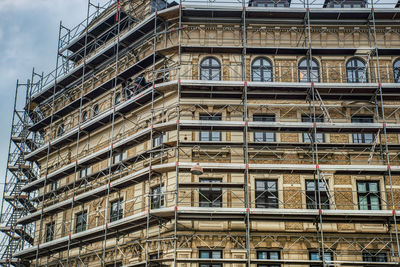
[0,0,95,198]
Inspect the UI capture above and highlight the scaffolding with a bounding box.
[1,0,400,266]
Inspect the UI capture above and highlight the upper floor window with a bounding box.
[199,250,222,267]
[306,180,330,209]
[200,57,221,81]
[45,221,55,242]
[110,199,123,222]
[255,180,278,208]
[200,114,222,142]
[93,104,99,117]
[199,178,222,207]
[351,116,374,144]
[253,114,275,142]
[57,124,65,137]
[298,58,320,82]
[394,59,400,83]
[114,92,121,105]
[357,181,380,210]
[81,110,88,122]
[151,184,165,209]
[252,58,273,82]
[309,251,333,267]
[75,211,87,233]
[363,251,387,262]
[347,58,368,83]
[302,115,324,143]
[257,250,280,267]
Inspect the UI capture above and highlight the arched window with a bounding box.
[252,58,273,82]
[200,57,221,81]
[298,58,320,82]
[93,104,99,117]
[114,92,121,105]
[82,111,88,122]
[57,124,65,137]
[347,58,368,83]
[394,59,400,83]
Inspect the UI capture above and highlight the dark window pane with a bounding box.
[200,114,222,141]
[347,58,368,83]
[151,184,165,209]
[351,116,374,144]
[110,199,123,222]
[253,115,275,142]
[200,58,221,81]
[199,179,222,207]
[357,181,381,210]
[255,180,279,208]
[252,58,273,82]
[302,115,324,143]
[306,180,330,209]
[298,58,320,82]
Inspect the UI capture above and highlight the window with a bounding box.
[110,199,123,222]
[82,111,88,122]
[80,166,92,178]
[114,92,121,105]
[105,263,122,267]
[199,178,222,207]
[309,251,333,267]
[351,116,374,144]
[93,104,99,116]
[57,124,65,137]
[252,58,273,82]
[363,251,387,262]
[153,133,166,147]
[151,184,165,209]
[305,180,330,209]
[394,59,400,83]
[347,58,368,83]
[302,115,324,143]
[357,181,380,210]
[45,221,55,242]
[51,181,58,191]
[113,150,127,164]
[149,253,162,267]
[75,211,87,233]
[257,251,280,267]
[199,250,222,267]
[200,57,221,81]
[255,180,278,208]
[200,114,222,142]
[253,115,275,142]
[298,58,320,82]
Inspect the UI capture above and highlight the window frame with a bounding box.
[114,92,121,105]
[257,250,281,267]
[255,179,279,209]
[351,116,374,144]
[93,104,99,117]
[357,180,381,210]
[346,57,368,83]
[199,249,223,267]
[57,124,65,137]
[151,184,165,209]
[394,59,400,83]
[305,179,330,210]
[199,178,223,207]
[110,199,123,222]
[199,114,222,142]
[301,115,324,143]
[362,251,387,262]
[82,110,88,122]
[200,57,221,81]
[252,57,273,82]
[298,58,320,82]
[253,114,276,142]
[75,211,87,233]
[45,221,55,242]
[309,251,333,267]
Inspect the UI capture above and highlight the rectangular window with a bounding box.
[79,166,92,178]
[113,150,127,164]
[302,115,324,143]
[200,114,222,142]
[110,199,123,222]
[199,250,222,267]
[257,250,280,267]
[199,178,222,207]
[362,252,387,262]
[45,221,55,242]
[151,184,165,209]
[351,116,374,144]
[105,263,122,267]
[153,133,166,148]
[255,180,278,208]
[253,115,275,142]
[305,180,330,209]
[310,252,333,267]
[75,211,87,233]
[357,181,380,210]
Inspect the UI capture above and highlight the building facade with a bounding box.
[1,0,400,266]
